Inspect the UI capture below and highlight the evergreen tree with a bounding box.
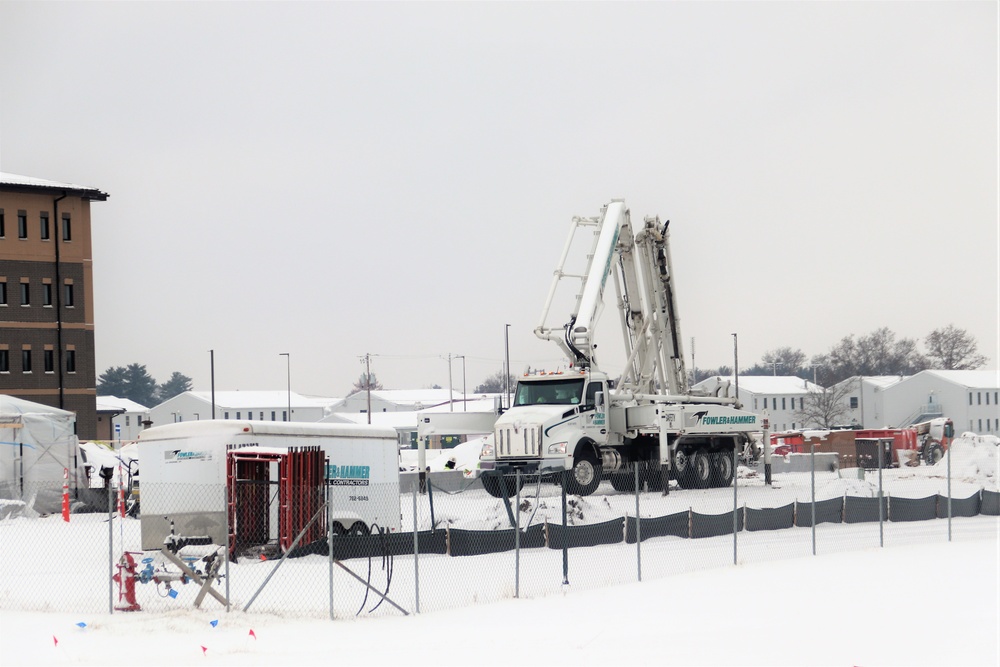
[158,372,193,402]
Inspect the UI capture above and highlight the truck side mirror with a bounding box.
[595,391,605,411]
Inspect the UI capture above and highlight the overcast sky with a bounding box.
[1,2,997,398]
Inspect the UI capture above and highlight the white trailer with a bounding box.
[137,420,400,550]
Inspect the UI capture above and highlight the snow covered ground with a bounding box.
[1,530,996,666]
[1,435,998,666]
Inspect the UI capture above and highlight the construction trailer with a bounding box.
[136,420,400,551]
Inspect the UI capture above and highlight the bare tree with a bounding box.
[474,369,517,394]
[761,347,807,375]
[924,325,988,370]
[821,327,928,385]
[794,382,854,429]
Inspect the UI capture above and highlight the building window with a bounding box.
[20,282,29,306]
[753,398,758,410]
[259,412,264,420]
[40,213,50,240]
[43,283,52,307]
[0,209,5,237]
[18,212,27,239]
[850,397,859,409]
[977,392,981,405]
[969,393,973,405]
[65,349,76,373]
[44,349,54,373]
[978,419,982,433]
[125,416,130,426]
[236,412,241,419]
[21,348,31,373]
[0,350,8,373]
[0,280,6,306]
[987,393,991,406]
[283,410,288,421]
[271,411,276,421]
[64,283,74,307]
[62,214,72,241]
[224,411,230,419]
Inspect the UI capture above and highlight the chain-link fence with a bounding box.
[2,437,998,619]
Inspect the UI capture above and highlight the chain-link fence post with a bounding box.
[878,438,884,547]
[561,469,569,586]
[327,481,334,621]
[947,439,952,541]
[515,469,521,598]
[811,440,816,556]
[107,477,115,614]
[413,478,420,614]
[224,481,231,613]
[733,444,738,566]
[634,461,642,582]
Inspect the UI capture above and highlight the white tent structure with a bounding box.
[0,395,83,515]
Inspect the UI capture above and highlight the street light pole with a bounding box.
[505,324,511,409]
[280,353,291,422]
[457,355,467,411]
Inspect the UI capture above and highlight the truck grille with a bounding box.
[496,424,543,458]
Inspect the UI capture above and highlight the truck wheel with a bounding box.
[691,449,712,489]
[481,471,521,498]
[672,449,694,489]
[566,453,602,496]
[330,521,346,537]
[609,472,634,493]
[711,452,734,488]
[924,443,944,465]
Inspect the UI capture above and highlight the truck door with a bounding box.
[582,381,609,445]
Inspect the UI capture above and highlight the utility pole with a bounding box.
[447,353,454,412]
[365,353,372,424]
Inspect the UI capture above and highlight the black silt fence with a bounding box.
[746,504,795,532]
[936,493,981,518]
[626,511,690,543]
[691,510,744,539]
[322,530,447,561]
[844,496,889,524]
[448,524,546,557]
[888,496,938,522]
[794,498,844,527]
[981,490,1000,516]
[546,517,625,550]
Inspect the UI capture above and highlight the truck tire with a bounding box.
[481,471,521,499]
[609,471,634,493]
[566,453,602,496]
[924,442,944,465]
[711,452,735,488]
[672,449,695,489]
[691,449,712,489]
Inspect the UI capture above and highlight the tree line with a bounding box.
[693,324,988,387]
[97,363,192,407]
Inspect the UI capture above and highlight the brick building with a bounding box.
[0,173,108,439]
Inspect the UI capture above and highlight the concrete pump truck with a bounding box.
[479,200,763,497]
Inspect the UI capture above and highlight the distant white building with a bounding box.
[829,376,907,429]
[871,370,999,434]
[147,391,341,428]
[95,396,150,442]
[330,388,462,415]
[691,375,824,432]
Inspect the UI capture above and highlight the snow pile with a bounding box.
[426,436,486,475]
[933,434,1000,489]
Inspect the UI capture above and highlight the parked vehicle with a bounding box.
[480,200,762,497]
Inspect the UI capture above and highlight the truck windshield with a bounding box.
[513,378,585,406]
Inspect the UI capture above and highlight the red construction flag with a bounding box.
[249,629,256,639]
[201,646,207,655]
[53,636,58,647]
